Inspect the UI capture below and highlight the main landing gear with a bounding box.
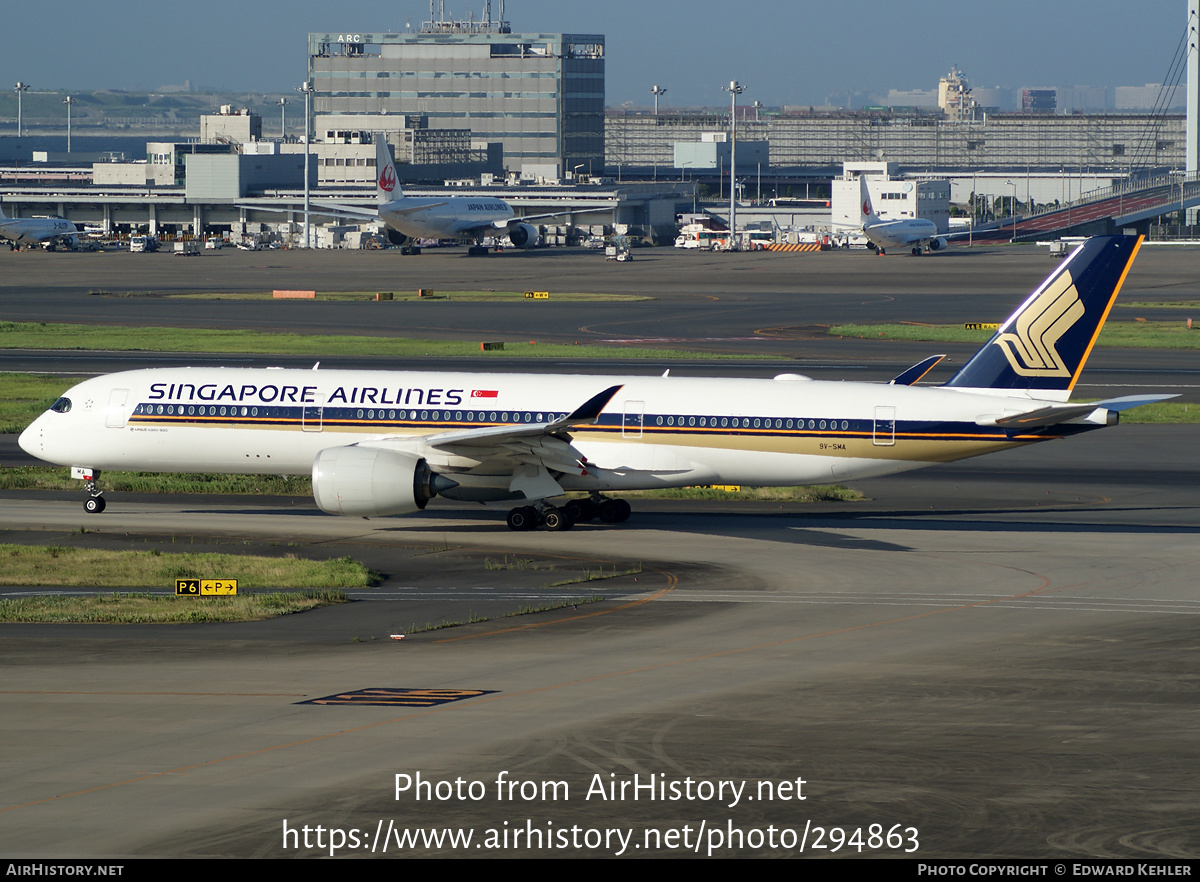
[504,496,633,531]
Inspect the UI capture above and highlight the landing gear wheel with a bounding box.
[564,499,597,522]
[506,506,538,531]
[542,508,574,531]
[468,245,489,256]
[598,498,632,523]
[84,495,106,514]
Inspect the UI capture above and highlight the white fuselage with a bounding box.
[378,196,515,241]
[0,214,78,248]
[864,217,939,250]
[19,367,1076,500]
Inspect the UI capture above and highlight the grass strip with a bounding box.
[0,544,378,589]
[0,589,350,624]
[0,467,311,494]
[0,321,745,361]
[1117,301,1200,310]
[828,321,1200,349]
[543,566,643,588]
[0,467,873,499]
[153,290,648,302]
[0,373,66,434]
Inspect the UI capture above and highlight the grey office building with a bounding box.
[308,28,604,178]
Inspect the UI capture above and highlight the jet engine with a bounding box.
[312,446,456,517]
[385,228,408,246]
[507,223,540,248]
[928,237,948,251]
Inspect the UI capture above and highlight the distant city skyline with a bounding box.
[4,1,1190,110]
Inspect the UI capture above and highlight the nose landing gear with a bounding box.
[80,472,106,514]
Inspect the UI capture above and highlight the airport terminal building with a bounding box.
[308,26,605,179]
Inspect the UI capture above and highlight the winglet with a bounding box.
[890,355,945,386]
[566,384,623,424]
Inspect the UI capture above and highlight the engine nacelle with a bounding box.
[385,228,408,246]
[312,446,452,517]
[928,237,948,251]
[507,223,540,248]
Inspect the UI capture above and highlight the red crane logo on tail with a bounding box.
[862,199,872,216]
[379,163,396,193]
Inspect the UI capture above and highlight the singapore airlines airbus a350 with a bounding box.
[20,236,1168,530]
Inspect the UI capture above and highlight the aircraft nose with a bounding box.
[18,419,41,457]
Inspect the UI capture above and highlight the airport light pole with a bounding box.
[62,95,74,153]
[14,82,29,137]
[650,84,667,116]
[722,80,744,248]
[1006,180,1017,242]
[277,98,288,140]
[297,82,313,248]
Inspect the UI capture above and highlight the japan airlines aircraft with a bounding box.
[317,140,601,252]
[848,176,946,255]
[0,202,79,250]
[20,236,1169,530]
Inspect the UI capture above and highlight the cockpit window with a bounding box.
[49,397,72,414]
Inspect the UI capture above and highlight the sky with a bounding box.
[3,1,1189,107]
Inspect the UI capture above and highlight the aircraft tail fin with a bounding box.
[943,235,1143,398]
[375,137,402,204]
[858,175,882,226]
[0,201,7,220]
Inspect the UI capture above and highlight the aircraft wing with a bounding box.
[239,200,448,220]
[489,205,610,230]
[980,394,1178,429]
[307,199,379,219]
[363,385,623,492]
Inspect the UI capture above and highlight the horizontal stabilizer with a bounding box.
[982,394,1178,429]
[890,355,945,386]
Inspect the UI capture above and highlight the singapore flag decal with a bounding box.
[471,389,499,398]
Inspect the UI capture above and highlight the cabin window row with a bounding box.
[133,404,852,432]
[655,416,851,431]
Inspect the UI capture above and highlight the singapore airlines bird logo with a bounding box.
[378,163,397,193]
[995,270,1085,377]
